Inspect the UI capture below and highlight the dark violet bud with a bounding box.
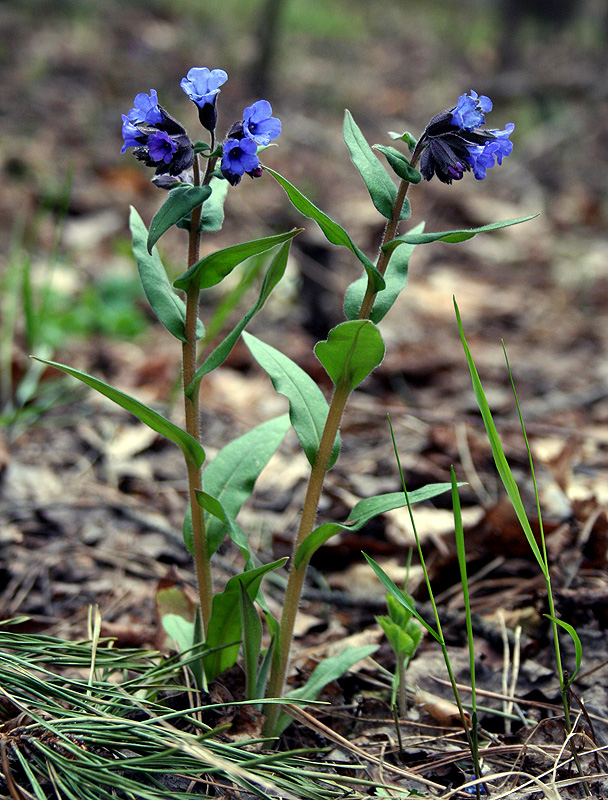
[242,100,281,145]
[220,137,259,186]
[417,91,514,184]
[181,67,228,132]
[249,165,264,179]
[121,93,194,186]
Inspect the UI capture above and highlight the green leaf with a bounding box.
[33,358,205,469]
[162,615,194,653]
[239,584,263,701]
[274,644,379,735]
[203,558,287,681]
[243,333,341,469]
[203,414,291,555]
[546,616,582,688]
[186,242,292,399]
[147,184,212,252]
[294,482,456,569]
[373,144,422,184]
[199,177,229,232]
[344,223,422,321]
[174,229,300,292]
[389,130,418,152]
[314,320,385,392]
[264,166,385,292]
[343,110,398,220]
[454,299,548,576]
[195,491,252,563]
[383,215,538,253]
[130,207,204,343]
[363,553,440,641]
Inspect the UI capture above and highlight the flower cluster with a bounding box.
[121,67,281,190]
[418,90,514,184]
[121,90,194,187]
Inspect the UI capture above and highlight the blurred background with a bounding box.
[2,0,608,446]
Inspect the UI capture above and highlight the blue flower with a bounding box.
[121,115,145,153]
[450,90,492,131]
[147,130,179,164]
[127,89,163,125]
[466,123,514,179]
[242,100,281,146]
[417,93,514,184]
[221,137,260,186]
[181,67,228,131]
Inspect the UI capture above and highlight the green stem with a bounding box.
[264,170,417,736]
[183,155,213,633]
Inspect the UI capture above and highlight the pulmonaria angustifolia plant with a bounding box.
[39,73,531,738]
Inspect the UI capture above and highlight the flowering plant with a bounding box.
[38,73,531,736]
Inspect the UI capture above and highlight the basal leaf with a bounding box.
[314,320,385,392]
[295,482,456,568]
[343,110,397,220]
[173,229,300,292]
[147,184,212,252]
[130,207,204,342]
[264,166,385,292]
[203,558,287,681]
[34,358,205,468]
[383,215,538,253]
[203,414,291,555]
[185,242,292,399]
[344,222,423,321]
[243,333,340,469]
[239,584,263,701]
[455,299,547,576]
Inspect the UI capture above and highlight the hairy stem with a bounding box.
[264,170,416,735]
[183,155,213,632]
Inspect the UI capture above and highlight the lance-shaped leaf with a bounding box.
[373,144,422,185]
[243,333,340,469]
[173,229,300,292]
[264,166,385,293]
[295,482,457,568]
[383,214,538,254]
[203,558,287,681]
[273,644,379,735]
[203,414,291,555]
[147,184,212,252]
[546,616,582,688]
[314,320,384,392]
[130,207,204,343]
[343,111,410,222]
[185,242,292,399]
[33,358,205,468]
[344,222,423,321]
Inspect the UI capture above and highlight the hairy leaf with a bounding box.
[147,184,211,252]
